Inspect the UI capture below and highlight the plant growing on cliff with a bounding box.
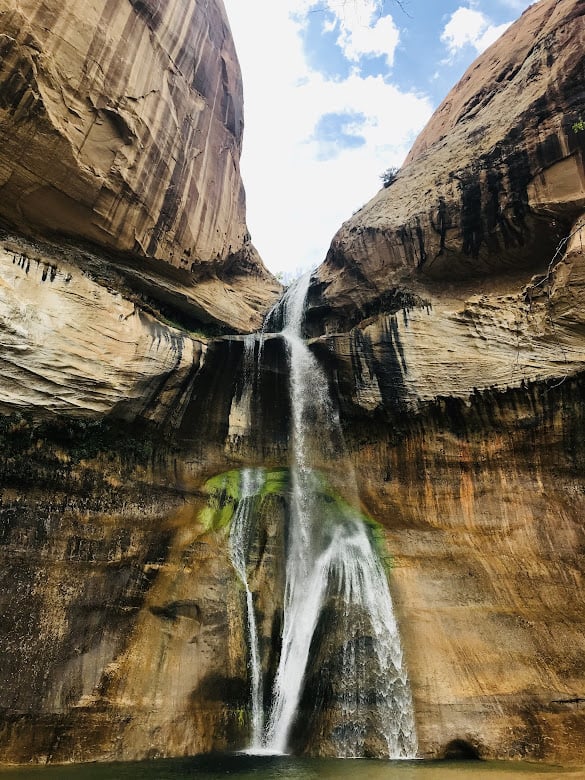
[572,116,585,134]
[380,166,400,188]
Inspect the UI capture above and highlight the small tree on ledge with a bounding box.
[380,166,400,188]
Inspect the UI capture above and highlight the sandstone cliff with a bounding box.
[2,0,585,769]
[0,0,282,764]
[0,0,280,334]
[302,0,585,763]
[306,0,585,408]
[309,0,584,349]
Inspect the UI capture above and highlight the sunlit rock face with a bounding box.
[0,236,206,420]
[308,0,585,336]
[313,213,585,413]
[0,0,280,332]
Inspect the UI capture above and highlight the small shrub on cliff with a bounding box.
[573,117,585,134]
[380,166,400,188]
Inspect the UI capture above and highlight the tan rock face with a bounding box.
[0,449,253,762]
[342,375,585,763]
[314,216,585,412]
[0,337,276,764]
[0,0,285,751]
[0,0,242,265]
[0,234,205,421]
[300,0,585,763]
[0,0,280,332]
[309,0,585,334]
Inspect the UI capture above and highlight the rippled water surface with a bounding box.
[0,754,582,780]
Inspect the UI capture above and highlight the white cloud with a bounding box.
[441,7,511,57]
[292,0,399,66]
[331,1,400,67]
[222,0,431,274]
[476,21,512,50]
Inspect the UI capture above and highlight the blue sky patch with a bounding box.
[357,53,389,80]
[297,7,351,81]
[296,1,525,102]
[389,1,527,105]
[312,111,367,160]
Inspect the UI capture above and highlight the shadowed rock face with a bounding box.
[0,0,280,332]
[0,339,283,764]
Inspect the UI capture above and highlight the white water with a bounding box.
[228,467,266,750]
[226,334,257,446]
[261,274,418,758]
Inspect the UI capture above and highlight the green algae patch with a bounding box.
[262,468,289,495]
[198,470,240,533]
[310,473,394,573]
[361,512,395,573]
[198,467,393,572]
[198,467,290,533]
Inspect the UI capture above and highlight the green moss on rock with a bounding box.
[198,467,392,571]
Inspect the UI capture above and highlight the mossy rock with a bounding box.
[198,467,392,570]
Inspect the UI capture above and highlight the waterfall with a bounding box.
[224,273,417,757]
[228,467,266,750]
[226,334,257,446]
[261,273,418,758]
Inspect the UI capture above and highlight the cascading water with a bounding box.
[262,273,418,757]
[228,467,266,750]
[227,273,417,758]
[226,334,257,447]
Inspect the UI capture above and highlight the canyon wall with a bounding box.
[2,0,585,768]
[0,0,280,335]
[306,0,585,763]
[0,1,281,763]
[308,0,584,336]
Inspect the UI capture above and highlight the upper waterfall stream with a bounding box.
[226,273,417,758]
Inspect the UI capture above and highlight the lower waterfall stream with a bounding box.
[228,467,266,750]
[227,274,418,758]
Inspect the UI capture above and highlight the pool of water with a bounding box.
[0,754,582,780]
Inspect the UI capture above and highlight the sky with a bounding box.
[222,0,537,278]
